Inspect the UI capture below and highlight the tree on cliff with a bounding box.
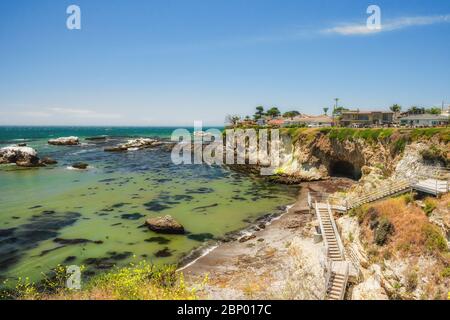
[266,107,281,118]
[425,107,442,115]
[283,110,300,119]
[323,107,329,115]
[225,114,241,127]
[389,104,402,113]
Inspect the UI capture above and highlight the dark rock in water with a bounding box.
[144,201,171,212]
[111,222,122,226]
[104,146,127,152]
[173,195,194,201]
[187,233,215,242]
[64,256,77,263]
[154,247,172,258]
[108,251,132,261]
[85,136,107,141]
[144,236,171,245]
[0,211,81,271]
[41,210,56,215]
[121,213,144,220]
[72,162,88,170]
[112,203,130,208]
[186,187,214,194]
[28,205,43,209]
[145,215,185,234]
[40,157,58,165]
[17,143,27,147]
[0,228,16,237]
[53,238,103,245]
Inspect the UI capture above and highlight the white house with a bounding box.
[399,114,449,127]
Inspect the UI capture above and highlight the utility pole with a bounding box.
[333,98,339,127]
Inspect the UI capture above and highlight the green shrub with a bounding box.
[423,198,437,216]
[420,145,448,166]
[441,267,450,278]
[423,225,448,253]
[374,218,395,246]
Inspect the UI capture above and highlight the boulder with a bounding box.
[145,215,185,234]
[72,162,89,170]
[48,136,79,146]
[0,146,41,167]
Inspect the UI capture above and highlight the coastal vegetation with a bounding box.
[349,194,450,299]
[1,262,205,300]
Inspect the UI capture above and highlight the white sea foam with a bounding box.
[177,245,219,272]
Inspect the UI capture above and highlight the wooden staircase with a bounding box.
[326,268,349,300]
[316,203,345,262]
[314,200,350,300]
[346,179,412,210]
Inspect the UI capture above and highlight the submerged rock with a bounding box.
[0,146,41,167]
[72,162,89,170]
[41,157,58,165]
[85,136,107,141]
[48,136,80,146]
[145,215,185,234]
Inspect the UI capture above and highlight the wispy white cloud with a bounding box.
[323,14,450,36]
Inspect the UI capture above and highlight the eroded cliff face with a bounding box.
[275,130,448,184]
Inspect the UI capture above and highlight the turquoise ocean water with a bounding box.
[0,126,297,283]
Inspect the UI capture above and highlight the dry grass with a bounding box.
[359,196,448,256]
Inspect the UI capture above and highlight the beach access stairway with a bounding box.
[310,196,357,300]
[313,167,449,214]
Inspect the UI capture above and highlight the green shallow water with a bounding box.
[0,127,297,283]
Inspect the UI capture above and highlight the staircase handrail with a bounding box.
[326,201,346,260]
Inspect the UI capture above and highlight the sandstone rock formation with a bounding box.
[104,138,162,152]
[48,136,80,146]
[145,215,185,234]
[0,146,41,167]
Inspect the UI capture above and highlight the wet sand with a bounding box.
[183,178,355,299]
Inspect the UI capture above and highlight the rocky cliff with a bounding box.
[273,128,449,184]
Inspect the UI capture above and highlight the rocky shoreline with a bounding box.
[182,178,355,299]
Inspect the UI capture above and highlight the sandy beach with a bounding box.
[183,178,355,299]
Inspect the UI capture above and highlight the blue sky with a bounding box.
[0,0,449,126]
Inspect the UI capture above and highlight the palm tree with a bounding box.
[323,107,329,115]
[389,104,401,113]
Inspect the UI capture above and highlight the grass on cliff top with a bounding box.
[1,261,206,300]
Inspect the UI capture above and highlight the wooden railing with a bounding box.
[327,201,346,260]
[339,262,350,300]
[314,200,328,249]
